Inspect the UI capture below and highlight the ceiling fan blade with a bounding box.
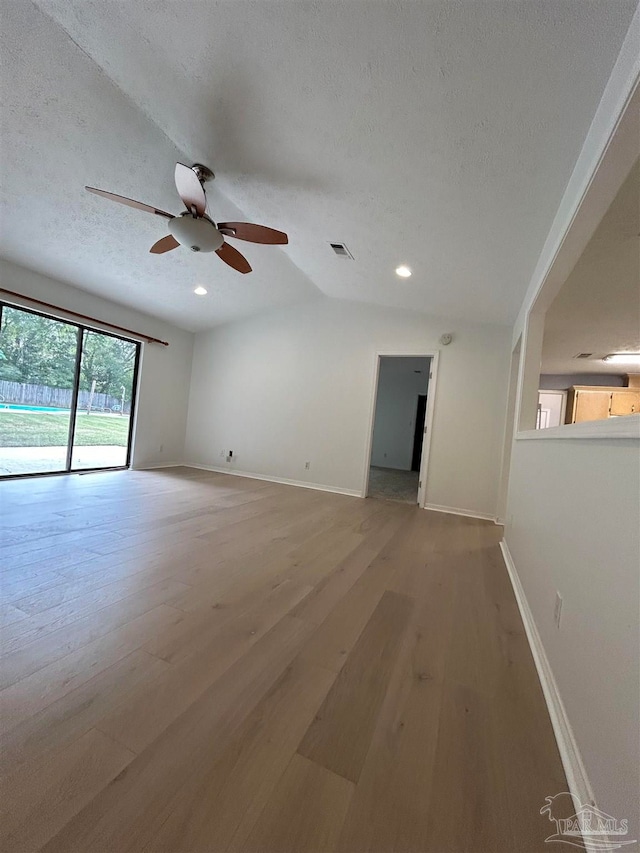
[150,234,180,254]
[217,222,288,245]
[216,241,252,274]
[85,187,173,219]
[175,163,206,216]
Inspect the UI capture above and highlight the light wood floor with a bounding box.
[0,467,568,852]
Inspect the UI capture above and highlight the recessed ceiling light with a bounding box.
[395,265,412,278]
[603,352,640,365]
[194,286,208,296]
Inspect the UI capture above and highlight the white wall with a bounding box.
[185,298,510,516]
[0,260,194,469]
[504,13,640,840]
[370,357,429,470]
[506,439,639,835]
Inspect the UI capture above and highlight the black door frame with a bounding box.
[0,301,141,480]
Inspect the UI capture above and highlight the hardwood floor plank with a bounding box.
[141,657,337,852]
[0,727,134,852]
[240,753,354,853]
[0,649,169,774]
[1,569,71,602]
[41,614,314,853]
[0,468,570,853]
[2,573,192,652]
[335,554,455,853]
[0,602,28,627]
[98,581,314,753]
[297,515,415,673]
[0,578,188,689]
[290,504,406,625]
[298,589,413,783]
[0,604,184,731]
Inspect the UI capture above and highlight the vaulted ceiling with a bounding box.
[0,1,636,331]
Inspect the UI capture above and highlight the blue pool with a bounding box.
[0,404,71,414]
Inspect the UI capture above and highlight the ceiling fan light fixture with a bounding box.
[168,213,224,253]
[85,162,285,273]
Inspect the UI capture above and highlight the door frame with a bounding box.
[537,389,568,428]
[496,335,522,525]
[361,350,439,507]
[0,300,141,479]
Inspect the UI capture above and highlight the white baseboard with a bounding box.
[499,540,598,828]
[424,502,497,523]
[183,463,362,498]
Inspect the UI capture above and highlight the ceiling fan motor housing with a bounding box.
[168,213,224,253]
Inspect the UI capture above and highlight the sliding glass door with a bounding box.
[0,303,140,478]
[71,330,138,471]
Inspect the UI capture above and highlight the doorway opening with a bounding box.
[0,302,140,478]
[366,355,433,505]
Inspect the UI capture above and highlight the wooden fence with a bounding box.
[0,380,130,413]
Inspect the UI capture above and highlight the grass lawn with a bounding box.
[0,412,130,447]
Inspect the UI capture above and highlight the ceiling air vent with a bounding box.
[574,353,593,359]
[330,242,354,259]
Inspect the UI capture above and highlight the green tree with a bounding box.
[79,332,136,399]
[0,348,22,381]
[0,306,78,386]
[0,306,138,404]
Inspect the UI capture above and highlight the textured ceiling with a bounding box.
[541,159,640,376]
[1,1,636,331]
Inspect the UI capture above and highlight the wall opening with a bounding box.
[519,158,640,435]
[366,355,431,505]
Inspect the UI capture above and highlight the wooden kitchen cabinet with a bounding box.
[566,388,610,423]
[610,389,640,416]
[565,385,640,424]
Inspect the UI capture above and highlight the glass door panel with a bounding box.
[0,305,79,476]
[70,329,138,471]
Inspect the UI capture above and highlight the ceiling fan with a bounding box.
[85,163,288,274]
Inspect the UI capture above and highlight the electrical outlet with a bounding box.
[226,450,233,462]
[304,461,310,470]
[553,592,563,629]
